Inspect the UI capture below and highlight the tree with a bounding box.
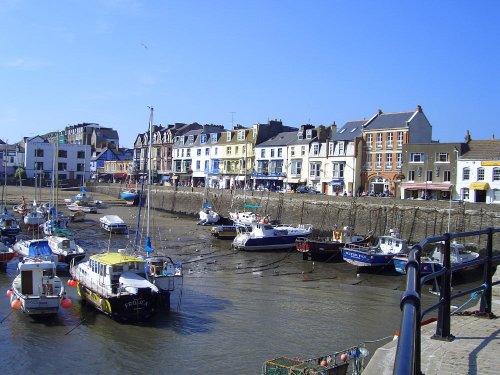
[14,167,26,181]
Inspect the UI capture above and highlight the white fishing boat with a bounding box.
[198,201,220,225]
[13,238,59,265]
[9,257,69,315]
[232,222,313,251]
[46,235,86,265]
[23,200,46,226]
[99,215,128,234]
[229,210,266,226]
[69,251,160,322]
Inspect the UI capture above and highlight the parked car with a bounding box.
[295,186,322,194]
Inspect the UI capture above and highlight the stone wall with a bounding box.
[91,183,500,248]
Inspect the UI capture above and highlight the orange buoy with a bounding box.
[6,289,13,298]
[340,353,348,362]
[11,299,22,310]
[320,360,328,367]
[61,297,72,309]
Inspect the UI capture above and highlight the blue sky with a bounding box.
[1,0,498,147]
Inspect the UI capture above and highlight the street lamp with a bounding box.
[447,147,460,232]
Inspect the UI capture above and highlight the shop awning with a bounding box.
[401,183,452,191]
[470,182,489,190]
[112,172,127,178]
[161,175,171,181]
[329,179,344,186]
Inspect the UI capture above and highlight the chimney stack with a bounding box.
[465,130,471,143]
[331,121,337,135]
[416,105,423,112]
[378,109,383,115]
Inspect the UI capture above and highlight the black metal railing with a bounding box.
[393,228,500,375]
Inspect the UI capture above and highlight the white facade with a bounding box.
[24,136,92,182]
[456,159,500,204]
[326,140,359,196]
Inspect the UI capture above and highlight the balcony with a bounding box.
[376,142,383,149]
[375,163,382,170]
[386,142,393,149]
[385,163,393,170]
[363,164,372,171]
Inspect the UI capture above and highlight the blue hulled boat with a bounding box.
[342,229,409,268]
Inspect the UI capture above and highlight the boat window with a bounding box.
[62,240,70,249]
[263,224,274,229]
[112,265,123,273]
[380,238,386,244]
[43,268,55,278]
[388,239,393,245]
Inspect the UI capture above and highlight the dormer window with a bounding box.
[226,132,232,141]
[211,133,218,143]
[306,129,312,139]
[237,130,245,141]
[188,135,194,144]
[297,131,303,140]
[200,134,207,144]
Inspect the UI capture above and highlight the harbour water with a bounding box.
[1,198,413,374]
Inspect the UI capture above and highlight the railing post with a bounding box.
[415,247,422,375]
[480,228,493,314]
[432,234,455,341]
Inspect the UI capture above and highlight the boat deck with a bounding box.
[364,281,500,375]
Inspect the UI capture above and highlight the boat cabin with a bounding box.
[16,259,61,297]
[80,253,149,296]
[377,235,408,254]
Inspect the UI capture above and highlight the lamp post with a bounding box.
[447,148,460,232]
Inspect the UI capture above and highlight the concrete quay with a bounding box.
[363,279,500,375]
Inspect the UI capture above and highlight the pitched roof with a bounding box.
[332,120,365,141]
[364,111,415,130]
[257,131,297,147]
[461,140,500,160]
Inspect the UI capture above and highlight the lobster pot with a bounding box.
[290,362,348,375]
[263,356,349,375]
[263,357,303,375]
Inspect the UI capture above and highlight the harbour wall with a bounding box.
[91,183,500,247]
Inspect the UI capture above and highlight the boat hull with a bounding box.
[77,282,159,322]
[296,238,344,262]
[11,292,61,315]
[342,248,396,268]
[0,251,17,263]
[234,234,306,251]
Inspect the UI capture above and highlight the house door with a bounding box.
[475,190,487,203]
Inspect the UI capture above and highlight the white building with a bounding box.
[326,121,364,196]
[24,136,92,182]
[455,139,500,204]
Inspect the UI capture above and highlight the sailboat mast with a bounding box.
[146,106,153,240]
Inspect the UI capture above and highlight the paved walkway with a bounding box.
[364,278,500,375]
